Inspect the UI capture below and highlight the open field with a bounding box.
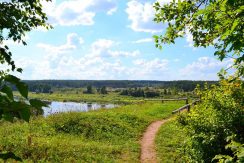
[15,91,191,104]
[27,91,146,104]
[0,101,184,162]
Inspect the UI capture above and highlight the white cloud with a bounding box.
[43,0,117,26]
[133,58,168,71]
[108,50,140,57]
[17,37,165,80]
[120,58,170,80]
[17,38,144,79]
[126,0,163,33]
[157,0,173,5]
[16,55,170,80]
[132,38,153,44]
[136,0,172,4]
[180,57,233,80]
[37,33,83,55]
[107,7,117,15]
[15,55,129,80]
[90,39,115,56]
[90,39,140,58]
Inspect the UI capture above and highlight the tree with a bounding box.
[84,85,93,94]
[0,0,51,119]
[163,89,167,95]
[153,1,244,162]
[100,86,108,94]
[0,0,51,160]
[153,0,244,77]
[1,0,51,71]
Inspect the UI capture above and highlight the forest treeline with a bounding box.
[23,80,218,92]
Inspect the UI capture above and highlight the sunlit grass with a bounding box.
[155,118,188,162]
[0,101,184,162]
[16,91,147,104]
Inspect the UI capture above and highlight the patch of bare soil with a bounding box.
[140,119,169,163]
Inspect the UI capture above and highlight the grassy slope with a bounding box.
[155,118,187,162]
[0,101,184,162]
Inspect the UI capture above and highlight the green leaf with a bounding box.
[4,75,20,84]
[1,85,14,100]
[19,108,30,122]
[16,68,23,73]
[16,82,28,99]
[2,113,14,122]
[230,19,239,32]
[29,99,48,109]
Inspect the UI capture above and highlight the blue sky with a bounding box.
[6,0,232,80]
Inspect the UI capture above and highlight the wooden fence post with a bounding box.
[187,104,190,112]
[186,98,189,105]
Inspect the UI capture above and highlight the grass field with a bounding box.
[155,118,188,162]
[14,87,190,104]
[26,91,145,104]
[0,101,184,162]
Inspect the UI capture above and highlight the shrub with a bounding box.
[178,78,244,162]
[144,91,160,98]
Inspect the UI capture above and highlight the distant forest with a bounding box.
[23,80,218,92]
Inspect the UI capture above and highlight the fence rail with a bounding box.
[145,97,190,104]
[145,98,187,101]
[172,99,200,114]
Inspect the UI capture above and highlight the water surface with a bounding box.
[43,101,117,116]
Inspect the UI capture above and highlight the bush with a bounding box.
[178,78,244,162]
[144,91,160,98]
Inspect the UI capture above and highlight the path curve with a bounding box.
[140,119,170,163]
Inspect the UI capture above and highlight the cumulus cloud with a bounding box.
[90,39,140,58]
[15,34,171,80]
[43,0,117,26]
[17,37,145,79]
[126,0,173,33]
[180,57,233,80]
[16,56,170,80]
[126,0,163,33]
[15,55,129,80]
[133,58,168,71]
[37,33,83,55]
[90,39,115,56]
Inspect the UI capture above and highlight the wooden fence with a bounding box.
[145,97,200,114]
[172,99,200,114]
[145,97,189,104]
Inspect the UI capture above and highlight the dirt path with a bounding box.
[140,119,170,163]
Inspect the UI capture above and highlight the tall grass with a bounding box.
[0,101,183,162]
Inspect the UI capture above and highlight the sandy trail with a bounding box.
[140,119,170,163]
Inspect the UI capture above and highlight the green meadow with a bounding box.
[26,91,146,104]
[0,101,184,162]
